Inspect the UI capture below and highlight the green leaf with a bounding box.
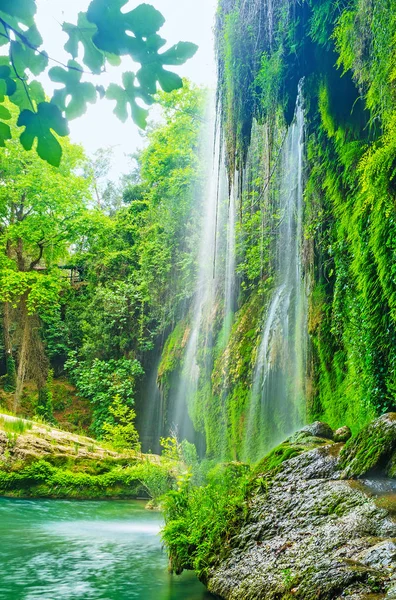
[9,79,35,111]
[106,72,149,128]
[0,0,36,26]
[0,21,10,46]
[136,64,158,95]
[11,40,48,76]
[23,24,43,48]
[127,4,165,38]
[0,64,16,97]
[160,42,198,66]
[137,64,183,95]
[0,105,11,120]
[146,34,167,53]
[8,77,45,111]
[49,60,97,120]
[157,69,183,93]
[17,102,69,167]
[86,0,162,56]
[0,121,12,146]
[63,12,105,75]
[29,80,45,105]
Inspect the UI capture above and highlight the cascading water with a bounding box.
[137,357,163,454]
[243,85,307,462]
[168,118,233,446]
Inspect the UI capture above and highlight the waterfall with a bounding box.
[138,357,163,454]
[168,115,233,447]
[243,84,307,462]
[223,181,237,338]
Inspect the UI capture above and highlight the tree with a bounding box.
[68,82,206,362]
[84,147,123,214]
[0,107,91,409]
[0,1,198,166]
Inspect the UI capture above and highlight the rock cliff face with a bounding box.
[206,415,396,599]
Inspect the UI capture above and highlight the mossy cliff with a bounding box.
[163,414,396,599]
[214,0,396,435]
[157,0,396,457]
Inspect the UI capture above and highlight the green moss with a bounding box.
[252,443,305,478]
[157,320,189,396]
[339,413,396,478]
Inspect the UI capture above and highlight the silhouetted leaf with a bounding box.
[0,64,17,97]
[106,72,149,128]
[29,80,45,104]
[49,60,97,119]
[157,69,183,93]
[86,0,164,55]
[0,105,11,120]
[0,121,11,146]
[63,12,105,75]
[0,0,36,26]
[127,4,165,38]
[137,64,183,95]
[160,42,198,66]
[17,102,69,166]
[11,40,48,76]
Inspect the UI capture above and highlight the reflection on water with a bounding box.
[0,498,214,600]
[360,478,396,518]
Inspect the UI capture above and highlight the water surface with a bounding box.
[0,498,214,600]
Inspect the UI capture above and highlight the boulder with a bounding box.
[334,425,352,443]
[339,413,396,478]
[203,416,396,599]
[291,421,334,441]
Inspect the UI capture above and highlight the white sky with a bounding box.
[35,0,218,178]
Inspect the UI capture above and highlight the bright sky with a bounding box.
[35,0,218,178]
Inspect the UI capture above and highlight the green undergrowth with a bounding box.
[0,455,176,500]
[162,461,251,579]
[0,417,33,435]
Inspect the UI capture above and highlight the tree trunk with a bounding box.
[14,295,30,412]
[3,301,12,356]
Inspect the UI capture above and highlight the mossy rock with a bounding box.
[288,421,334,443]
[339,413,396,478]
[251,432,333,481]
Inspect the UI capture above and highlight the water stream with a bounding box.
[0,498,213,600]
[243,86,307,461]
[168,115,235,449]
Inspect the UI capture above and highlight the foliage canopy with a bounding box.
[0,0,198,165]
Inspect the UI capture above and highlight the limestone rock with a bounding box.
[202,415,396,600]
[334,426,352,443]
[291,421,334,441]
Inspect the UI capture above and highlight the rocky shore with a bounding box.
[206,415,396,599]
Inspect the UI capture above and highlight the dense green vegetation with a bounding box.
[1,0,395,472]
[1,2,396,598]
[0,81,205,446]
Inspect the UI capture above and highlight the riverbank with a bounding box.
[163,415,396,599]
[0,414,175,500]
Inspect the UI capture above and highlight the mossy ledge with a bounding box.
[163,416,396,599]
[0,415,174,500]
